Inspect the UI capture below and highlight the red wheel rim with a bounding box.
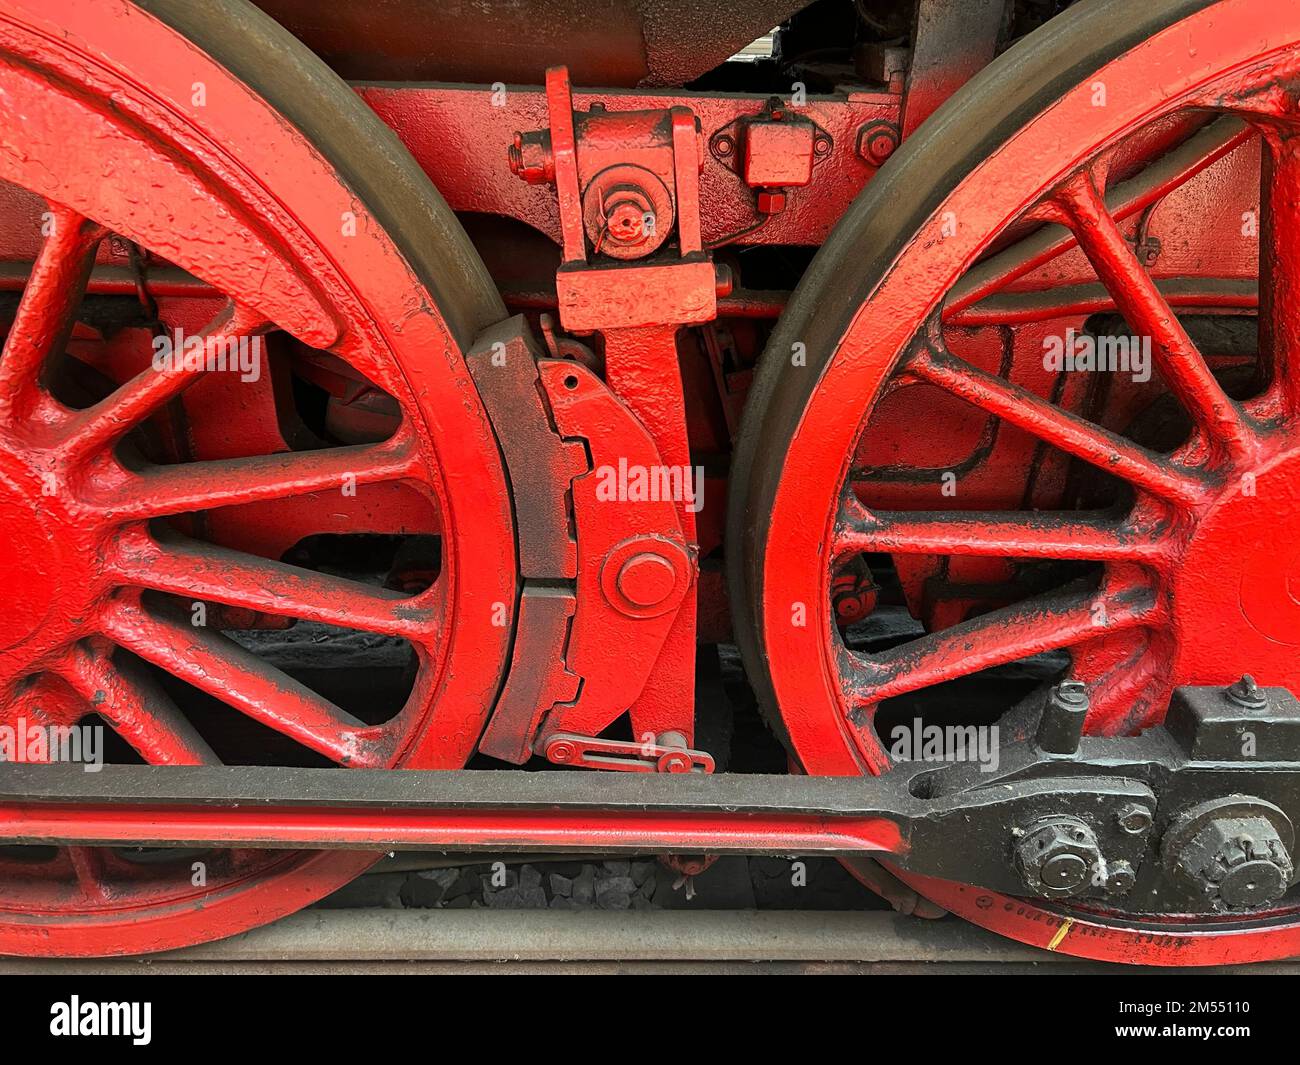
[0,0,514,955]
[730,0,1300,965]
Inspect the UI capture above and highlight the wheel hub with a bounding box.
[0,466,60,653]
[0,421,135,684]
[1171,444,1300,690]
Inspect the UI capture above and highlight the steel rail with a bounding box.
[3,910,1299,973]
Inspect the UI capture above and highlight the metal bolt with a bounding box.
[1172,813,1293,912]
[1013,817,1101,898]
[604,198,647,244]
[1106,860,1137,895]
[656,731,693,774]
[507,130,553,184]
[1225,674,1267,710]
[856,121,899,167]
[1116,802,1153,835]
[1040,851,1088,889]
[1055,680,1089,705]
[713,262,734,298]
[657,751,694,773]
[1036,681,1090,755]
[616,552,677,608]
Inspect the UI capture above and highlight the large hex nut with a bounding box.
[1014,817,1102,898]
[1161,798,1295,914]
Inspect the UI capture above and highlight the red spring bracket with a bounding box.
[507,65,729,331]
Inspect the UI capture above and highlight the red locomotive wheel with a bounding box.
[729,0,1300,964]
[0,0,514,954]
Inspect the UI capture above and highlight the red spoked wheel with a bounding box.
[729,0,1300,965]
[0,0,515,955]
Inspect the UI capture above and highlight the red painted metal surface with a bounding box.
[2,0,1299,967]
[732,0,1300,965]
[0,0,514,956]
[359,83,896,251]
[0,801,903,856]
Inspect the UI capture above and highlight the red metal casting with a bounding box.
[500,68,726,752]
[360,82,896,251]
[533,358,699,750]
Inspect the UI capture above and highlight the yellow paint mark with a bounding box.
[1047,918,1074,952]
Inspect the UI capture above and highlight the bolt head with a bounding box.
[600,536,692,619]
[713,262,734,298]
[1106,861,1137,895]
[756,190,787,214]
[603,198,648,244]
[617,552,678,608]
[1117,803,1153,835]
[1013,817,1102,899]
[508,130,553,184]
[1173,814,1293,911]
[1040,852,1088,889]
[856,121,900,166]
[657,751,694,774]
[1053,680,1089,706]
[1225,674,1267,710]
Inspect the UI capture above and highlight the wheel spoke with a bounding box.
[1069,637,1164,736]
[844,578,1158,706]
[905,340,1204,506]
[92,433,420,520]
[1054,174,1252,460]
[1260,131,1300,416]
[945,117,1252,318]
[948,277,1257,328]
[102,599,382,767]
[110,532,439,642]
[834,502,1168,563]
[66,847,111,903]
[60,302,269,465]
[0,204,105,414]
[63,640,219,766]
[0,681,62,750]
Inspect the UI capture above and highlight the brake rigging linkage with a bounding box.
[3,680,1299,916]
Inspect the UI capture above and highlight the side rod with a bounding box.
[0,765,907,855]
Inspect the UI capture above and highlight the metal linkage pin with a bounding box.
[1036,680,1090,755]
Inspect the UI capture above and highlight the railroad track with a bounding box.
[6,909,1300,974]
